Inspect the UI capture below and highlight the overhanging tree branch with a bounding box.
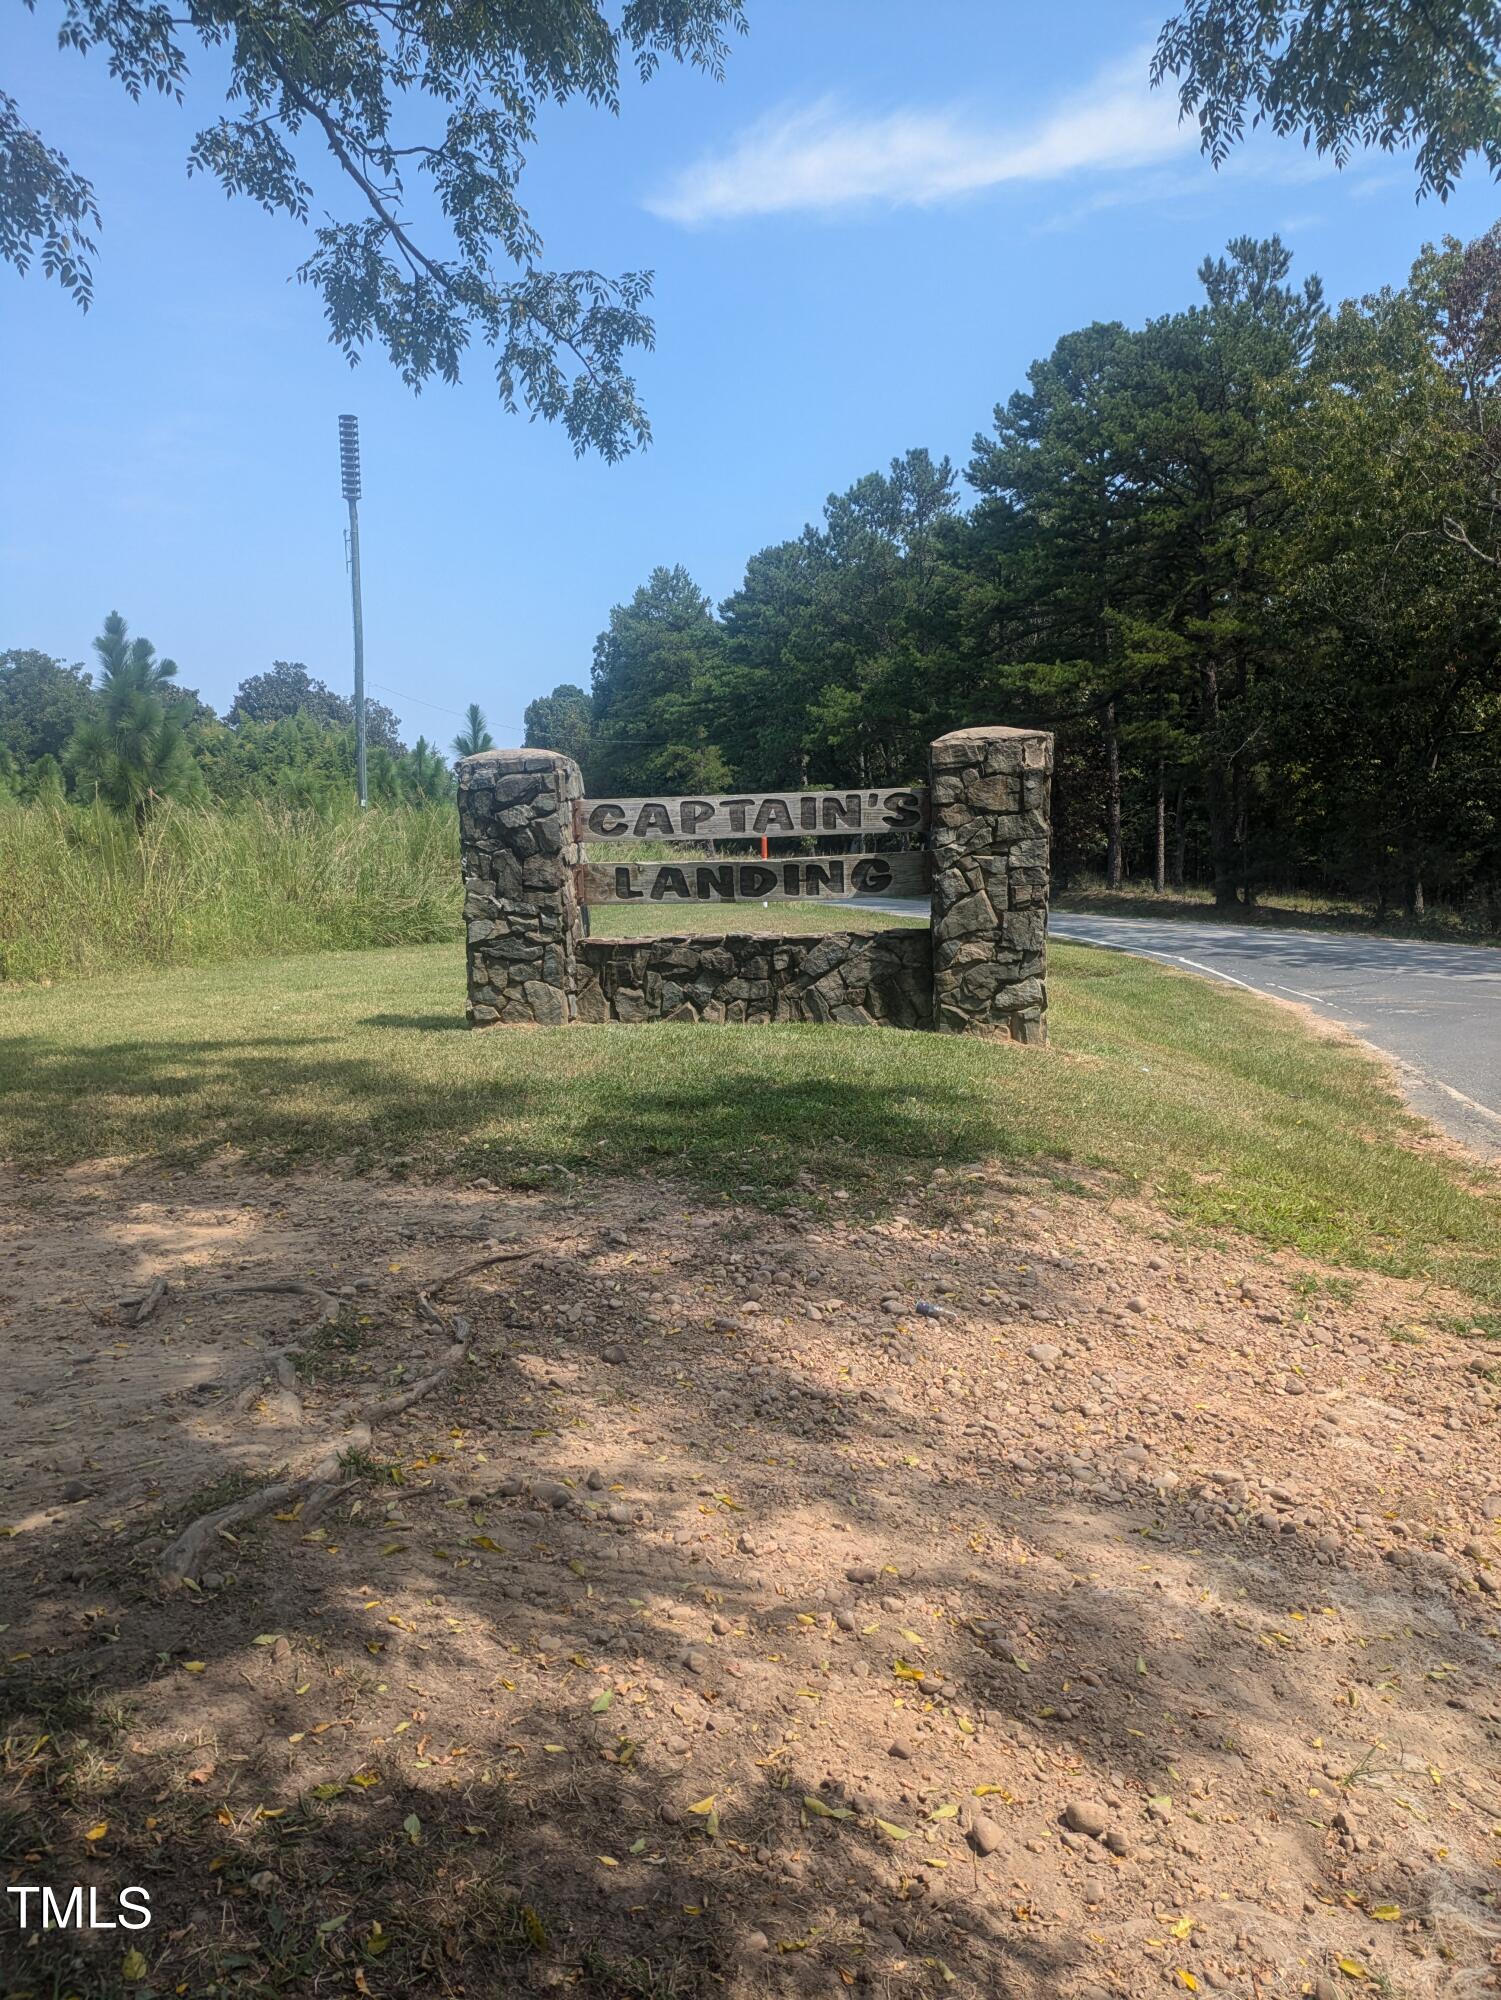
[7,0,747,456]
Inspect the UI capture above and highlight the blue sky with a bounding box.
[3,1,1496,749]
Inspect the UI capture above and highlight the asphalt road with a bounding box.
[881,901,1501,1158]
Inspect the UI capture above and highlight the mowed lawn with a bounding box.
[2,914,1497,1304]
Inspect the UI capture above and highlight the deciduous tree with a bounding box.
[232,661,402,751]
[1153,0,1501,199]
[0,648,95,766]
[5,1,746,456]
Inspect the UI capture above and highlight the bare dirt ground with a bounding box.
[3,1156,1500,2000]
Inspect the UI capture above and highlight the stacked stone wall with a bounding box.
[929,726,1053,1042]
[576,930,930,1027]
[458,749,584,1026]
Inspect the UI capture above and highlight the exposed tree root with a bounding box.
[253,1353,307,1428]
[155,1242,531,1584]
[127,1276,168,1327]
[158,1284,483,1584]
[416,1246,532,1325]
[198,1281,341,1308]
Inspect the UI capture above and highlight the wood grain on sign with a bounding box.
[575,789,928,841]
[575,852,932,906]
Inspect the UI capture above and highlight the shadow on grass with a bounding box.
[0,1027,1046,1208]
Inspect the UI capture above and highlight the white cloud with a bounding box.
[646,51,1193,225]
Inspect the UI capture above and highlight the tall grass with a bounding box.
[0,799,462,982]
[2,808,906,984]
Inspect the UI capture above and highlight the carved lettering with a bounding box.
[697,864,736,899]
[649,865,691,900]
[576,852,930,904]
[752,798,795,835]
[578,789,930,841]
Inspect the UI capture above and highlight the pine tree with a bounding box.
[404,735,454,803]
[67,612,203,828]
[452,703,494,757]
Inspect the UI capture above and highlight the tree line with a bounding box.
[524,231,1500,922]
[0,629,497,819]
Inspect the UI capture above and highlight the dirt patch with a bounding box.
[2,1158,1499,1999]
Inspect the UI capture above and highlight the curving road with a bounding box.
[882,901,1501,1158]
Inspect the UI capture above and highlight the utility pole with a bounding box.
[338,414,367,808]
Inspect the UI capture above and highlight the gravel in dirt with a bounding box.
[1,1155,1499,1998]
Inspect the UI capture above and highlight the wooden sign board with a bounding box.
[576,852,932,906]
[576,788,927,841]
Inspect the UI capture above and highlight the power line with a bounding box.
[368,679,527,735]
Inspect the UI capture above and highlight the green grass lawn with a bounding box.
[3,914,1496,1305]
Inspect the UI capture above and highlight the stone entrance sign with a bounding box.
[457,725,1052,1038]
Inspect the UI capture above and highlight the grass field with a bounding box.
[3,921,1496,1305]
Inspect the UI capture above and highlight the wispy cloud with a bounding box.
[646,51,1194,226]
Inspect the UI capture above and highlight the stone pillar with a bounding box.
[457,749,583,1027]
[929,725,1053,1041]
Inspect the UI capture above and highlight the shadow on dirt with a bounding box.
[2,1185,1496,2000]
